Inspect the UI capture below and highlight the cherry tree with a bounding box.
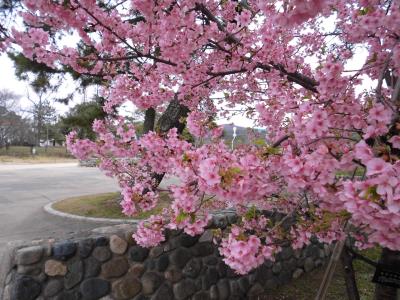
[2,0,400,298]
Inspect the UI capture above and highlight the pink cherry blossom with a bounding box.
[133,215,166,248]
[354,140,374,163]
[389,136,400,149]
[198,157,221,186]
[365,158,392,176]
[5,0,400,274]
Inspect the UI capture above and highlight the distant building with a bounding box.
[39,139,63,147]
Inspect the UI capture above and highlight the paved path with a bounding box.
[0,163,120,250]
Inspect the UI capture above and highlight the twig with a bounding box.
[345,246,378,267]
[376,58,396,111]
[272,135,290,147]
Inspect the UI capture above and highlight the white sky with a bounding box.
[0,52,256,126]
[0,44,372,128]
[0,53,79,116]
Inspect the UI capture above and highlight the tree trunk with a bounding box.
[341,246,360,300]
[156,95,189,134]
[151,96,189,187]
[143,108,156,134]
[374,248,399,300]
[143,95,190,192]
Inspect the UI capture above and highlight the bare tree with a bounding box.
[26,91,57,146]
[0,89,21,147]
[0,89,19,113]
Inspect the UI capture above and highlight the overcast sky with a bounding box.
[0,54,76,115]
[0,52,257,126]
[0,45,372,128]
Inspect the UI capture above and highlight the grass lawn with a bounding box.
[0,145,73,156]
[0,146,76,164]
[0,155,77,164]
[264,247,381,300]
[52,192,170,220]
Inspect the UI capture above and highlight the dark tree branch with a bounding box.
[257,63,319,93]
[193,3,319,93]
[195,63,319,93]
[345,246,377,267]
[76,2,177,67]
[126,15,146,24]
[78,1,319,93]
[194,2,225,31]
[272,135,290,147]
[194,2,239,44]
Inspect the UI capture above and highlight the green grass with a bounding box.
[264,247,381,299]
[353,247,381,299]
[0,155,77,164]
[0,146,74,158]
[52,192,170,219]
[336,169,365,178]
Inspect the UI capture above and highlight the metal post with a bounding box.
[231,126,237,150]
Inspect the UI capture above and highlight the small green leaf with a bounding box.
[182,153,191,162]
[363,185,380,202]
[365,53,378,65]
[190,213,196,223]
[244,206,257,221]
[254,138,266,146]
[219,167,242,188]
[176,211,189,223]
[358,7,370,15]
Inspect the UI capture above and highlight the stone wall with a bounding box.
[2,214,332,300]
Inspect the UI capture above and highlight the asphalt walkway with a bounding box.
[0,163,119,250]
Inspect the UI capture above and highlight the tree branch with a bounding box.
[257,63,319,93]
[193,3,319,93]
[272,135,290,147]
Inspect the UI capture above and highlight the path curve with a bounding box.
[0,163,120,250]
[44,201,139,224]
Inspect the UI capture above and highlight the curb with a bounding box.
[44,198,237,225]
[44,202,139,224]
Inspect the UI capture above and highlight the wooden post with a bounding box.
[341,246,360,300]
[315,239,345,300]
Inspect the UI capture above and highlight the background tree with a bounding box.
[0,89,19,111]
[0,89,38,146]
[0,89,21,147]
[26,91,57,146]
[60,96,107,140]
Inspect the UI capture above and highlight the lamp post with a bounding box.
[30,127,36,155]
[231,126,237,150]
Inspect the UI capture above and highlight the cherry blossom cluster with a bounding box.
[219,226,277,275]
[186,111,223,139]
[4,0,400,274]
[133,215,166,248]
